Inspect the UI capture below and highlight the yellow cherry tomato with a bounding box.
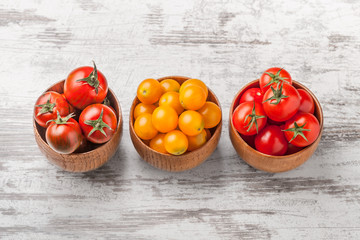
[187,129,207,151]
[205,128,211,141]
[179,85,206,110]
[149,133,167,154]
[160,79,180,93]
[134,113,158,140]
[137,79,163,104]
[179,110,204,136]
[134,103,156,119]
[197,101,222,128]
[159,92,184,115]
[152,106,178,133]
[179,79,208,99]
[164,130,188,155]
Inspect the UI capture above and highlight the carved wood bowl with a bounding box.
[229,80,323,173]
[129,76,222,172]
[33,80,123,172]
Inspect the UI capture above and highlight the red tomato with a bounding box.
[239,88,263,104]
[232,102,267,136]
[79,104,117,144]
[260,67,292,93]
[255,125,288,156]
[297,89,315,114]
[34,91,71,128]
[64,61,108,110]
[262,82,300,122]
[283,112,320,147]
[46,112,83,154]
[286,143,303,155]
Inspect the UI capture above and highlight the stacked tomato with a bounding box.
[232,67,320,156]
[133,78,221,155]
[34,62,117,154]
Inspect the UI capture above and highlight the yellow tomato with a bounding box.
[134,113,158,140]
[164,130,188,155]
[137,79,163,104]
[179,85,206,110]
[134,103,156,119]
[187,129,207,151]
[152,106,178,133]
[149,133,167,154]
[179,110,204,136]
[179,79,208,99]
[159,92,184,115]
[160,79,180,93]
[197,101,222,128]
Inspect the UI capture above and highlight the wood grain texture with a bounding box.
[0,0,360,239]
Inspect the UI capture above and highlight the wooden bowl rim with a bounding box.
[33,80,123,157]
[129,75,223,157]
[229,79,324,159]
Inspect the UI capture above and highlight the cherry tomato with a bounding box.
[45,112,83,154]
[134,103,156,120]
[34,91,71,128]
[134,113,158,140]
[179,79,208,99]
[79,104,117,144]
[239,88,263,104]
[149,134,167,154]
[164,130,188,155]
[255,125,288,156]
[262,82,300,122]
[64,61,108,110]
[297,89,315,114]
[159,92,184,115]
[197,101,222,129]
[232,102,267,136]
[179,84,206,110]
[179,110,204,136]
[187,129,207,151]
[137,79,163,104]
[283,112,320,147]
[160,79,180,93]
[260,67,292,93]
[152,106,178,133]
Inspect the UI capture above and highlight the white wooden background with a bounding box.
[1,0,360,239]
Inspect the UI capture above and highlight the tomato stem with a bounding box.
[282,121,310,142]
[84,108,113,137]
[264,68,290,88]
[75,61,100,94]
[36,93,56,116]
[46,111,75,125]
[263,82,289,105]
[244,102,266,133]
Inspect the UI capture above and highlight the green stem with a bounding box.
[282,121,311,142]
[76,61,100,94]
[84,108,112,137]
[244,102,266,133]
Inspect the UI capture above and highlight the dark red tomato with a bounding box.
[79,104,117,144]
[34,91,71,128]
[240,134,256,149]
[239,88,263,105]
[286,143,303,155]
[262,82,300,122]
[297,89,315,114]
[260,67,292,93]
[232,102,267,136]
[64,61,108,110]
[283,112,320,147]
[46,112,83,154]
[255,125,288,156]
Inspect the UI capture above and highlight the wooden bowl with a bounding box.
[129,76,222,172]
[33,80,123,172]
[229,80,323,173]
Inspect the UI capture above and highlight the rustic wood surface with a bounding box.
[0,0,359,239]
